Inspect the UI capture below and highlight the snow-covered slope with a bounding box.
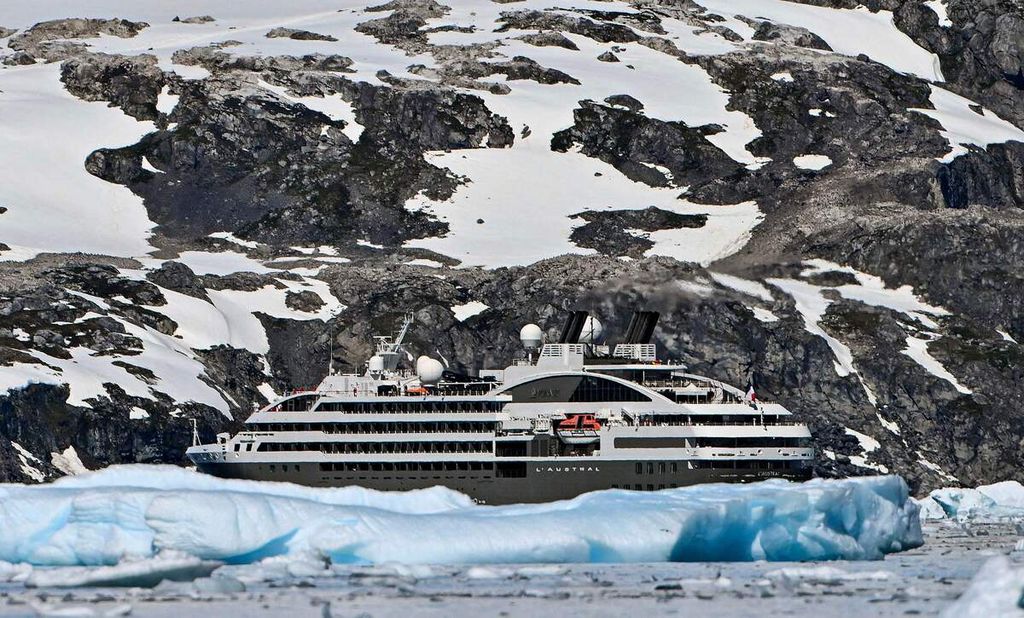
[0,0,1022,491]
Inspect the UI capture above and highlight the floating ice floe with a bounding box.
[920,481,1024,522]
[0,466,921,567]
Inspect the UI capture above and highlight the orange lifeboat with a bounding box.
[556,414,601,444]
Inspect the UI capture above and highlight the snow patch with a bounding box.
[751,307,780,323]
[451,301,489,322]
[710,272,774,302]
[911,85,1024,163]
[693,0,944,81]
[902,337,972,394]
[770,71,794,82]
[10,442,45,482]
[407,149,763,268]
[924,0,953,28]
[50,446,88,476]
[793,154,832,170]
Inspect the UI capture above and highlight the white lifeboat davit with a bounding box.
[556,414,602,444]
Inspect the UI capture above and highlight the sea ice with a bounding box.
[0,466,921,567]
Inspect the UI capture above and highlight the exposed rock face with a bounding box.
[83,70,513,245]
[8,18,148,63]
[265,27,338,42]
[751,21,832,51]
[570,207,708,258]
[2,0,1024,495]
[552,100,743,189]
[60,53,166,121]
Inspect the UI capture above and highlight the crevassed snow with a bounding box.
[451,301,489,322]
[902,336,972,394]
[406,149,763,268]
[692,0,944,81]
[911,85,1024,163]
[0,64,156,261]
[793,154,832,170]
[0,466,921,566]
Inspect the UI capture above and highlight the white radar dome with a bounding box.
[416,356,444,384]
[368,354,384,373]
[578,316,604,344]
[519,323,543,349]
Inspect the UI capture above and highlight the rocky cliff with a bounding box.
[0,0,1021,492]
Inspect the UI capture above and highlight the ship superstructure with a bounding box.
[187,311,814,504]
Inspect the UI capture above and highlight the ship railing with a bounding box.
[627,419,805,427]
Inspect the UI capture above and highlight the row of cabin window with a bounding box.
[259,441,493,454]
[633,460,801,474]
[633,414,796,426]
[616,437,810,449]
[272,398,503,413]
[319,461,495,472]
[247,421,497,433]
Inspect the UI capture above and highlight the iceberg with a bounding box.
[921,480,1024,522]
[0,466,921,567]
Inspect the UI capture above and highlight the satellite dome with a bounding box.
[368,354,385,373]
[578,316,604,344]
[519,323,543,349]
[416,356,444,384]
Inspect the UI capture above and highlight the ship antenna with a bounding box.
[328,327,335,376]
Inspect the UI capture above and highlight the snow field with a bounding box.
[692,0,945,81]
[911,85,1024,163]
[405,148,764,268]
[0,466,922,566]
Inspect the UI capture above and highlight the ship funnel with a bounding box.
[416,356,444,384]
[558,310,589,344]
[519,323,543,349]
[623,311,660,344]
[578,316,603,344]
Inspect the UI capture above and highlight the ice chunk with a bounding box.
[766,565,892,585]
[926,481,1024,522]
[941,556,1024,617]
[25,553,221,588]
[0,467,921,566]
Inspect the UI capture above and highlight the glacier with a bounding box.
[0,466,921,567]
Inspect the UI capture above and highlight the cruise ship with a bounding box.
[187,311,814,504]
